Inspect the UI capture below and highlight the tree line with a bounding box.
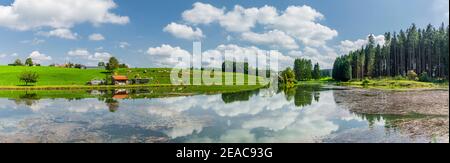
[279,58,321,86]
[333,23,449,81]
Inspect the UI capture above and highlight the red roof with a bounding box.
[113,94,129,99]
[112,75,128,81]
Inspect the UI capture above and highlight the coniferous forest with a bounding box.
[333,23,449,81]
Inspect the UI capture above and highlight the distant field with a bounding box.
[0,66,107,86]
[0,66,266,87]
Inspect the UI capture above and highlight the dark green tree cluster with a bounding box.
[332,56,352,81]
[106,57,130,71]
[221,61,250,74]
[313,63,321,80]
[333,23,449,81]
[294,59,313,81]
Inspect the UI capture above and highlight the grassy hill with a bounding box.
[0,66,266,87]
[0,66,107,86]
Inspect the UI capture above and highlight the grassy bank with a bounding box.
[0,85,266,99]
[337,78,448,90]
[0,66,267,92]
[296,77,335,85]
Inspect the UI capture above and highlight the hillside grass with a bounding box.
[338,78,448,90]
[0,66,268,92]
[0,66,107,86]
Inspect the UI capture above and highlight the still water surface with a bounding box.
[0,86,430,143]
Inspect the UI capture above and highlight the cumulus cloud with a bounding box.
[89,33,105,41]
[163,22,204,40]
[37,28,78,40]
[241,30,299,50]
[338,34,385,55]
[68,49,90,57]
[0,0,129,31]
[67,49,112,63]
[147,44,192,68]
[181,3,337,47]
[88,52,112,62]
[28,51,52,63]
[182,2,224,24]
[146,43,293,70]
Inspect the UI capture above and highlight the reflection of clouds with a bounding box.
[242,109,299,131]
[26,99,107,113]
[164,121,204,139]
[0,100,19,109]
[0,90,393,143]
[162,91,355,143]
[146,93,292,117]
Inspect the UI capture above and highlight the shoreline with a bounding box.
[0,84,268,93]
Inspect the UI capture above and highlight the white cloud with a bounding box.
[89,33,105,41]
[163,22,204,40]
[68,49,90,57]
[28,51,52,63]
[146,43,294,70]
[11,53,18,57]
[89,52,112,62]
[148,44,190,56]
[0,53,6,58]
[241,30,299,50]
[67,49,112,63]
[181,3,337,47]
[218,5,260,32]
[119,42,130,49]
[338,34,385,55]
[147,44,192,68]
[182,2,224,24]
[37,28,78,40]
[0,0,129,31]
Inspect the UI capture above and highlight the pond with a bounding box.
[0,86,436,143]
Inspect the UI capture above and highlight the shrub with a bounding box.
[18,71,39,86]
[362,79,370,86]
[407,70,418,80]
[419,72,432,82]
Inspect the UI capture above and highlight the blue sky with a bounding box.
[0,0,448,68]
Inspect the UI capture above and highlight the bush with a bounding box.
[362,79,370,86]
[18,71,39,86]
[419,72,432,82]
[407,70,418,80]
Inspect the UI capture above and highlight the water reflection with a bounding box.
[0,86,434,143]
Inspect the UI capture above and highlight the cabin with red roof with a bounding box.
[112,75,129,85]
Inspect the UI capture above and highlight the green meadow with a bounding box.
[0,66,268,92]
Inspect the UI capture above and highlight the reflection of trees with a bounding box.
[221,89,260,103]
[13,92,39,106]
[332,91,429,129]
[280,85,322,107]
[105,98,119,113]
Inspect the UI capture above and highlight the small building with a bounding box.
[130,78,150,85]
[112,76,129,85]
[87,79,105,85]
[83,66,106,70]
